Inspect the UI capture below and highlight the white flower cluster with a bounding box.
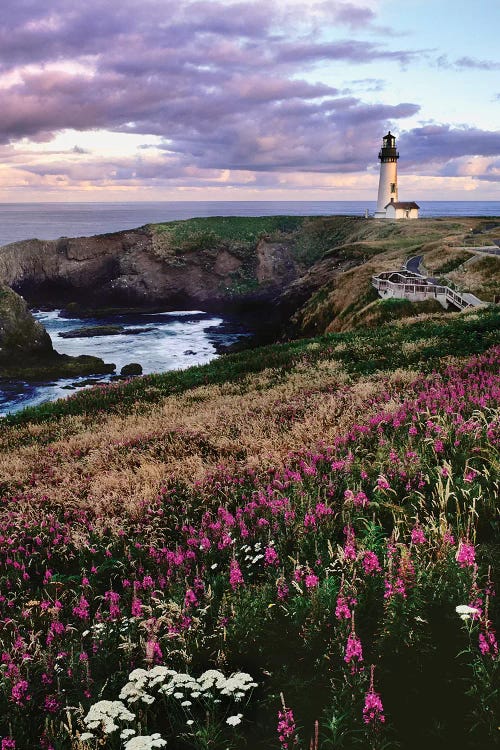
[241,541,266,566]
[80,667,256,746]
[456,604,481,621]
[123,733,167,750]
[226,714,243,726]
[120,667,178,705]
[119,667,257,707]
[83,699,135,736]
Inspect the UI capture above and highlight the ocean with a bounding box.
[1,310,249,415]
[0,200,498,247]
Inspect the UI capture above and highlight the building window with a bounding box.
[390,183,396,193]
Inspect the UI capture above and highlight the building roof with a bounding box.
[385,201,420,209]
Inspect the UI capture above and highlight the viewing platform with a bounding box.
[371,265,485,311]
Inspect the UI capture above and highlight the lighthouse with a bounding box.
[374,131,399,218]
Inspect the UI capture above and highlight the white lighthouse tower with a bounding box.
[374,131,399,218]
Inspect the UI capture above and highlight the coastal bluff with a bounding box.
[0,224,301,312]
[0,215,497,336]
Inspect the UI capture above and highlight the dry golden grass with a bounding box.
[448,256,500,302]
[0,359,417,519]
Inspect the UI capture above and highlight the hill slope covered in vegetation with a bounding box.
[0,306,498,750]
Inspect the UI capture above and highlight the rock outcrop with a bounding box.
[0,284,115,380]
[0,284,53,361]
[0,230,300,313]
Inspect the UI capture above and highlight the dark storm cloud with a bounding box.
[399,125,500,165]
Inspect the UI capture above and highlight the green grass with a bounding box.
[433,252,472,275]
[150,215,306,256]
[4,307,499,428]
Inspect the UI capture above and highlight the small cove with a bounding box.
[0,309,249,414]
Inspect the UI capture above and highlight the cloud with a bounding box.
[0,0,426,180]
[275,39,423,66]
[399,124,500,165]
[0,0,497,195]
[436,54,500,71]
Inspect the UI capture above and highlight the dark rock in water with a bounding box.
[60,325,156,338]
[120,362,143,377]
[0,285,116,380]
[0,284,53,361]
[61,385,76,390]
[183,350,197,355]
[71,379,105,388]
[212,336,257,355]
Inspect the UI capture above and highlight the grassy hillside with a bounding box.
[0,306,498,749]
[148,214,499,336]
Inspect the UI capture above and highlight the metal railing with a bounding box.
[371,275,472,310]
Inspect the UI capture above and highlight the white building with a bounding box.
[374,132,419,219]
[385,200,420,220]
[374,131,398,218]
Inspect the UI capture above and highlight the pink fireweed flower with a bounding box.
[293,568,303,582]
[384,576,407,600]
[362,551,381,576]
[304,513,316,528]
[443,530,455,546]
[343,525,356,561]
[354,491,370,508]
[305,572,319,589]
[479,628,498,658]
[344,631,363,674]
[344,490,370,508]
[344,489,355,504]
[104,590,121,619]
[131,597,143,617]
[363,667,385,726]
[184,588,198,608]
[277,580,289,600]
[145,639,163,664]
[11,679,30,705]
[46,620,65,645]
[229,559,244,590]
[376,476,390,491]
[411,525,426,545]
[264,546,280,567]
[335,594,351,620]
[43,695,60,714]
[464,469,478,483]
[456,540,476,568]
[277,706,298,749]
[72,595,90,620]
[1,739,15,750]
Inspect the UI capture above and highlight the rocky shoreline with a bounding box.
[0,284,116,381]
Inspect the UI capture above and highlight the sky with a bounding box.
[0,0,499,202]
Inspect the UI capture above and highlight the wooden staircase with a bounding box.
[371,269,485,310]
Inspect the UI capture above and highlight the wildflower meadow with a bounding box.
[0,311,499,749]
